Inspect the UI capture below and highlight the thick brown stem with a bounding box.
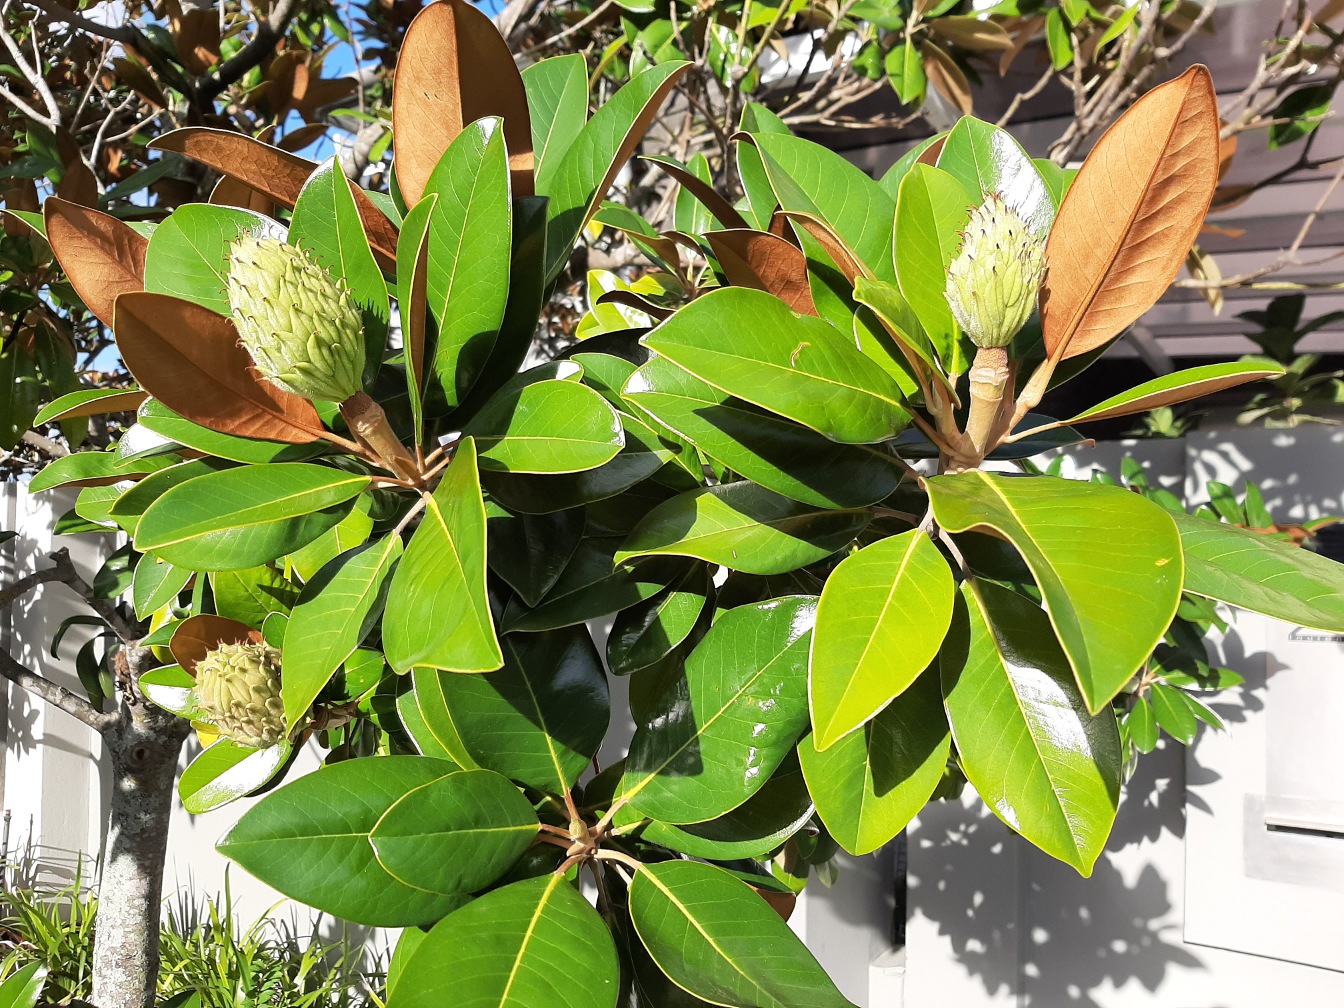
[339,393,421,484]
[964,345,1011,456]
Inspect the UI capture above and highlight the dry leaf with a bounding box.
[277,123,328,153]
[113,292,325,444]
[1040,65,1220,360]
[392,0,535,204]
[1209,183,1254,213]
[641,156,751,230]
[1217,131,1236,180]
[999,16,1045,76]
[171,614,261,676]
[1184,244,1224,314]
[149,128,398,269]
[111,55,166,107]
[922,43,974,116]
[44,198,148,328]
[706,229,818,315]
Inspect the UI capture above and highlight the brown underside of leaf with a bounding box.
[171,614,261,677]
[44,390,149,424]
[43,198,149,329]
[922,42,973,116]
[706,229,818,316]
[778,210,871,283]
[113,291,325,444]
[209,175,276,216]
[405,213,433,402]
[642,157,751,230]
[1040,65,1220,361]
[1074,368,1279,424]
[148,128,399,269]
[916,136,946,168]
[392,0,535,206]
[596,289,675,321]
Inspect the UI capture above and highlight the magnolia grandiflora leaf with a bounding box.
[643,154,751,231]
[540,61,690,281]
[752,132,897,282]
[107,458,233,536]
[630,859,858,1008]
[384,438,501,674]
[704,229,817,315]
[0,963,47,1008]
[113,293,324,444]
[941,581,1121,875]
[935,116,1056,236]
[132,558,191,620]
[423,120,511,408]
[392,875,618,1008]
[218,757,468,926]
[144,204,277,316]
[616,481,870,575]
[893,164,974,370]
[465,379,623,474]
[623,355,902,510]
[521,53,588,187]
[486,506,584,607]
[413,626,609,795]
[395,193,435,437]
[135,402,322,466]
[290,158,390,386]
[1062,361,1285,425]
[621,597,815,824]
[800,670,951,856]
[927,472,1182,713]
[607,566,711,675]
[26,449,170,493]
[210,564,299,627]
[281,535,403,730]
[179,737,292,814]
[392,0,533,206]
[167,613,258,674]
[34,389,148,426]
[1041,66,1219,360]
[810,531,955,750]
[643,287,911,445]
[1173,510,1344,630]
[43,198,147,328]
[149,127,398,267]
[368,769,538,895]
[136,463,369,571]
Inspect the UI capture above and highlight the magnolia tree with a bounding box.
[12,2,1344,1006]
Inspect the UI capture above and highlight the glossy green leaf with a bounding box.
[607,566,710,675]
[210,564,298,627]
[893,164,974,369]
[1063,362,1286,425]
[942,581,1121,874]
[522,54,589,188]
[135,463,369,571]
[34,388,147,426]
[644,288,910,445]
[618,752,814,860]
[810,531,955,749]
[486,506,584,607]
[413,625,608,795]
[928,472,1183,712]
[282,534,403,729]
[132,556,191,619]
[107,458,234,535]
[540,61,690,281]
[851,276,949,392]
[624,355,902,509]
[1174,510,1344,630]
[384,438,501,673]
[144,204,279,314]
[286,495,375,581]
[885,38,926,106]
[753,131,897,281]
[616,480,869,575]
[630,859,857,1008]
[1148,682,1199,744]
[878,134,945,199]
[621,597,815,824]
[406,670,477,767]
[0,963,47,1008]
[391,875,618,1008]
[218,756,467,926]
[801,669,950,855]
[936,117,1056,236]
[138,664,200,720]
[136,399,324,465]
[736,103,791,230]
[179,737,292,814]
[424,120,511,407]
[290,157,390,387]
[369,769,537,895]
[465,379,623,473]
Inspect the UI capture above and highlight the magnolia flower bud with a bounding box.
[227,234,365,402]
[194,640,287,749]
[944,194,1046,350]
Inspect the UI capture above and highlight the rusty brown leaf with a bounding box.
[148,128,398,268]
[1040,65,1220,361]
[706,229,817,315]
[392,0,535,205]
[209,176,276,216]
[641,156,751,230]
[777,210,871,283]
[113,292,325,444]
[44,198,148,328]
[171,614,261,677]
[922,43,974,116]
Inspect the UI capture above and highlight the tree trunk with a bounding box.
[91,695,189,1008]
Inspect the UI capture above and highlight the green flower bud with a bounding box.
[194,640,287,749]
[226,234,365,402]
[944,194,1046,349]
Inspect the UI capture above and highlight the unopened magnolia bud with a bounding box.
[227,234,365,402]
[194,640,286,749]
[944,194,1046,350]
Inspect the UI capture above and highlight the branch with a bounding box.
[46,549,142,645]
[198,0,299,103]
[0,556,115,732]
[0,1,61,129]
